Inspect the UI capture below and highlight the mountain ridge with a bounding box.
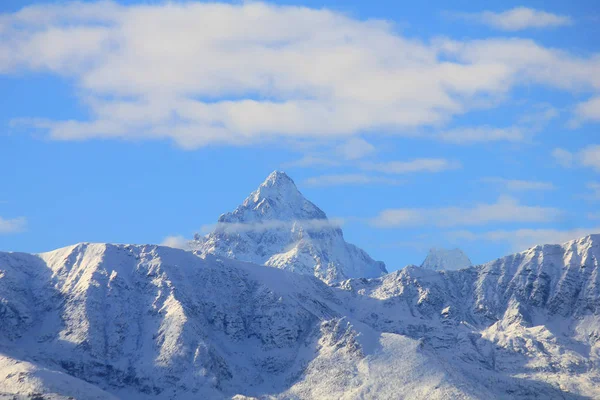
[1,234,599,398]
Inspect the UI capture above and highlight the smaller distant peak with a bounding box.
[421,247,472,271]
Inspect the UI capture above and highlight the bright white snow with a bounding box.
[0,234,599,398]
[192,171,387,283]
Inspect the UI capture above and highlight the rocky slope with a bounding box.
[0,235,599,399]
[192,171,387,283]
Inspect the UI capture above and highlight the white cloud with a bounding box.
[517,104,559,129]
[282,155,341,168]
[200,218,344,235]
[282,137,374,169]
[0,2,598,148]
[362,158,461,174]
[449,227,600,252]
[581,145,600,172]
[453,7,573,31]
[482,177,556,191]
[161,235,191,250]
[371,196,561,228]
[552,148,574,167]
[436,38,600,92]
[304,174,402,187]
[437,105,559,144]
[553,145,600,171]
[437,126,525,144]
[0,216,27,234]
[572,96,600,126]
[335,138,376,160]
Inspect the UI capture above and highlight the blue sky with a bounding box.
[0,0,598,270]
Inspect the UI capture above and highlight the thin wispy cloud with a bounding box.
[0,2,598,148]
[304,174,403,187]
[161,235,191,250]
[282,155,341,169]
[585,182,600,200]
[370,196,561,228]
[0,216,27,234]
[448,227,600,252]
[482,177,556,191]
[552,148,574,168]
[437,126,525,144]
[582,146,600,171]
[553,145,600,172]
[589,212,600,220]
[283,137,375,169]
[362,158,461,174]
[335,138,376,160]
[199,218,344,235]
[450,7,573,31]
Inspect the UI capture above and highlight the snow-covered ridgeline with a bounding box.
[0,235,599,398]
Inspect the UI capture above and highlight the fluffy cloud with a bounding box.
[572,96,600,125]
[453,7,573,31]
[436,38,600,92]
[449,227,599,252]
[0,2,598,148]
[371,196,561,228]
[0,216,27,234]
[160,235,191,250]
[303,174,402,187]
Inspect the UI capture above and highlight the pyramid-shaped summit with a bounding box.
[194,171,387,283]
[218,171,327,224]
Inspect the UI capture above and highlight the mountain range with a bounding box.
[0,172,599,399]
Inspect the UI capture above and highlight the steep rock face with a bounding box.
[421,248,472,271]
[472,234,600,320]
[193,171,387,283]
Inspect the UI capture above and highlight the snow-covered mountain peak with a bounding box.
[420,247,472,271]
[219,170,326,224]
[194,171,386,283]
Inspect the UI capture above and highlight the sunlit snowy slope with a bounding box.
[0,234,599,399]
